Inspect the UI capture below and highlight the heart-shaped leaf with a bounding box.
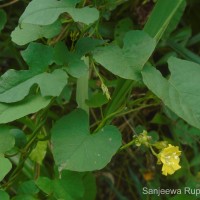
[0,43,68,103]
[51,109,122,171]
[142,57,200,130]
[19,0,99,26]
[93,30,156,80]
[11,20,62,46]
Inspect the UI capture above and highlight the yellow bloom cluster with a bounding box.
[157,144,181,176]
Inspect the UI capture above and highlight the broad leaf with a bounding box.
[0,69,68,103]
[93,30,156,80]
[142,57,200,130]
[0,43,67,103]
[0,126,15,153]
[19,0,99,26]
[11,20,62,46]
[51,109,122,171]
[0,156,12,182]
[0,95,51,124]
[0,9,6,32]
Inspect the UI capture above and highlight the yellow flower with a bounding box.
[158,144,181,176]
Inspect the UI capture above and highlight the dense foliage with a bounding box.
[1,0,200,199]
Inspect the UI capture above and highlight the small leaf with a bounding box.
[21,42,53,69]
[86,92,108,108]
[9,129,27,149]
[35,177,53,195]
[114,18,134,47]
[0,156,12,182]
[142,57,200,130]
[11,20,62,46]
[18,180,39,195]
[0,190,10,200]
[19,0,99,26]
[30,140,48,165]
[75,37,106,56]
[51,109,122,171]
[54,42,88,78]
[0,95,51,124]
[0,126,15,153]
[93,30,156,80]
[0,9,7,32]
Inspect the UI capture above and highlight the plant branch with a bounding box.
[0,0,19,8]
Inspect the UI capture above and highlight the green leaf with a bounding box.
[66,55,88,78]
[93,30,156,80]
[19,0,99,26]
[82,173,97,200]
[30,140,48,164]
[0,156,12,182]
[171,119,200,146]
[114,18,134,47]
[163,0,186,38]
[0,43,67,103]
[53,42,88,78]
[18,180,39,195]
[21,42,53,69]
[0,190,10,200]
[9,129,27,149]
[35,177,53,195]
[0,68,68,103]
[51,109,122,171]
[36,170,86,200]
[142,57,200,130]
[75,37,106,56]
[0,126,15,153]
[86,92,108,108]
[11,20,62,46]
[0,9,6,32]
[53,171,84,200]
[144,0,185,41]
[0,95,51,124]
